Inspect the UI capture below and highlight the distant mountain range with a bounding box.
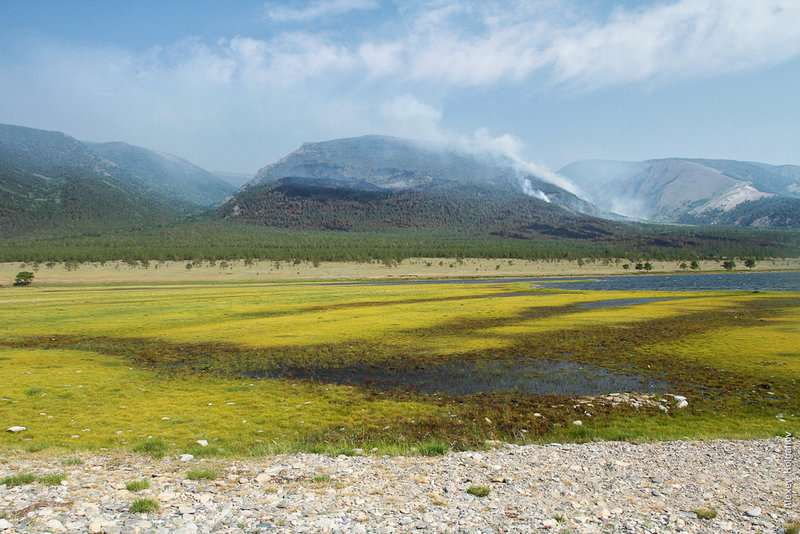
[2,123,798,240]
[0,123,234,236]
[559,158,800,227]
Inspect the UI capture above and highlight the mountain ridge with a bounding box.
[86,141,234,206]
[558,157,800,227]
[221,135,611,231]
[0,123,227,236]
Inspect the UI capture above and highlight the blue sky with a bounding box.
[1,0,799,175]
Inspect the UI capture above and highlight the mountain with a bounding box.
[86,142,234,206]
[0,123,193,236]
[218,135,610,232]
[558,158,800,227]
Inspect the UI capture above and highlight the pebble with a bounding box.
[0,438,791,533]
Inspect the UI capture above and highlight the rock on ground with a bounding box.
[0,438,795,533]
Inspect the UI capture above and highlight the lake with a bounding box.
[339,271,800,292]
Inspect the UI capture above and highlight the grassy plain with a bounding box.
[2,256,800,286]
[1,277,798,457]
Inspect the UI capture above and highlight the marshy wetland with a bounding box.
[1,274,798,457]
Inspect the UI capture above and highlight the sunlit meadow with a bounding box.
[1,281,797,456]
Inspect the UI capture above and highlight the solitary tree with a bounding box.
[744,258,756,270]
[14,271,34,286]
[643,262,653,271]
[679,262,688,270]
[690,260,700,270]
[722,260,736,271]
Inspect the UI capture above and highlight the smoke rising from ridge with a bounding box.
[447,128,583,199]
[520,178,550,202]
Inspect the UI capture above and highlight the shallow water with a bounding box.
[332,271,799,291]
[577,297,678,309]
[257,358,672,397]
[532,272,800,291]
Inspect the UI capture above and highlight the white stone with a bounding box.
[572,420,583,426]
[676,400,688,409]
[542,518,559,528]
[44,519,66,532]
[6,426,26,433]
[88,520,103,534]
[0,519,13,530]
[745,506,761,517]
[158,491,178,502]
[180,454,194,462]
[196,440,208,447]
[255,472,271,484]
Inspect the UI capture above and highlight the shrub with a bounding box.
[312,474,331,483]
[467,485,490,497]
[130,498,159,514]
[38,473,66,485]
[126,479,150,491]
[693,508,717,520]
[1,473,36,487]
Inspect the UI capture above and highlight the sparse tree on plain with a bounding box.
[14,271,34,286]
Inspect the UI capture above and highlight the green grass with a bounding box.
[467,485,490,497]
[1,473,36,487]
[0,280,798,455]
[129,498,159,514]
[186,469,218,481]
[132,438,168,458]
[37,473,65,485]
[0,472,63,486]
[125,479,150,491]
[693,508,718,520]
[61,456,83,466]
[25,441,50,453]
[312,474,331,483]
[417,440,449,456]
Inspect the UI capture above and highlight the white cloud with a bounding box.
[4,0,800,172]
[549,0,800,88]
[368,0,800,89]
[265,0,379,22]
[379,94,443,139]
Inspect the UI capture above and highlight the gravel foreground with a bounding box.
[0,438,796,533]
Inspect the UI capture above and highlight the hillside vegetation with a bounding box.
[1,220,797,264]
